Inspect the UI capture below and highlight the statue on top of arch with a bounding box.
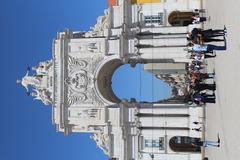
[31,59,53,76]
[17,60,54,105]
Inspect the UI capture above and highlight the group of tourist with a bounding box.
[185,23,227,105]
[188,27,227,53]
[184,11,225,155]
[187,71,216,105]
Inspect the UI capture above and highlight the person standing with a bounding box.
[191,92,216,104]
[191,16,207,24]
[193,121,203,125]
[193,140,220,147]
[188,27,226,39]
[190,72,215,80]
[187,48,215,55]
[190,52,216,60]
[191,39,227,53]
[190,82,216,92]
[192,135,220,147]
[192,127,202,132]
[201,37,224,43]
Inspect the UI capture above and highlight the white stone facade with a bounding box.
[18,0,205,160]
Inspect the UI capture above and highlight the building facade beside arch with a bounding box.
[18,0,205,160]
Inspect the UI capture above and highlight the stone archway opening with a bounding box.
[96,59,123,104]
[168,11,193,26]
[111,63,172,103]
[96,58,189,104]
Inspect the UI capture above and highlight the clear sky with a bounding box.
[112,64,171,102]
[0,0,171,160]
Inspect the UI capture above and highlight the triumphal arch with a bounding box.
[18,0,205,160]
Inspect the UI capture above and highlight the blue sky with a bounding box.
[112,64,171,102]
[0,0,171,160]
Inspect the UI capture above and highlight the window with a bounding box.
[144,137,164,150]
[175,136,182,144]
[174,136,191,144]
[144,13,163,25]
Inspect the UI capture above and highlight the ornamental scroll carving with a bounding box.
[67,90,87,106]
[67,88,104,106]
[68,56,88,71]
[66,55,105,106]
[91,131,110,155]
[68,55,104,74]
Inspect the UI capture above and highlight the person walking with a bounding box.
[192,127,202,132]
[192,135,220,147]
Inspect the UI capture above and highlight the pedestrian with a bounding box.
[190,40,227,53]
[190,52,216,61]
[193,140,219,147]
[191,92,216,104]
[193,121,203,125]
[188,64,205,73]
[201,37,224,43]
[187,48,215,55]
[190,60,204,67]
[192,136,220,147]
[191,72,215,80]
[188,35,224,46]
[190,82,216,92]
[190,54,204,62]
[192,127,202,132]
[191,16,207,24]
[188,27,226,40]
[204,53,216,58]
[201,29,226,38]
[193,9,206,14]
